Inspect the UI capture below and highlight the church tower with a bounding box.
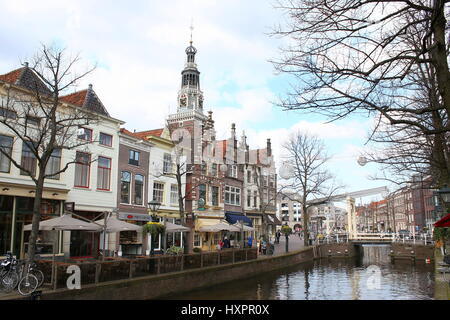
[168,34,208,126]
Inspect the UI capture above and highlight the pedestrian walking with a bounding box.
[275,231,281,244]
[223,236,231,248]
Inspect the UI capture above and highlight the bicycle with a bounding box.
[0,253,19,293]
[0,254,43,295]
[15,261,39,296]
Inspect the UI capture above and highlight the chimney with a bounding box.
[231,123,236,138]
[24,62,29,68]
[267,138,272,157]
[88,84,93,90]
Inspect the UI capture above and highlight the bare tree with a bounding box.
[271,1,450,132]
[0,45,97,264]
[282,131,341,246]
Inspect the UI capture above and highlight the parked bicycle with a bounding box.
[0,253,44,296]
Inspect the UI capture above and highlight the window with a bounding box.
[170,184,179,205]
[153,182,164,203]
[26,115,40,127]
[198,184,206,202]
[74,152,90,187]
[163,153,172,174]
[211,186,219,206]
[201,161,207,175]
[134,174,144,205]
[228,165,237,178]
[253,191,258,208]
[77,127,92,141]
[129,150,140,166]
[99,132,112,147]
[247,170,251,183]
[0,135,13,173]
[247,189,251,207]
[97,157,111,190]
[120,171,131,204]
[224,186,241,206]
[193,232,201,247]
[0,107,16,119]
[45,148,61,180]
[211,163,217,177]
[20,141,37,177]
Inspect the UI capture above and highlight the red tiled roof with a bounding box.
[0,68,23,83]
[120,128,142,139]
[134,128,164,139]
[60,87,110,117]
[60,90,88,106]
[0,66,51,95]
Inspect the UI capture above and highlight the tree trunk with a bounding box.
[302,203,309,247]
[27,174,45,264]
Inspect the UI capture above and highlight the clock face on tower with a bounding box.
[180,94,187,107]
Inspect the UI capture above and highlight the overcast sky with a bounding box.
[0,0,391,203]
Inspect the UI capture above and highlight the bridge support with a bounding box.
[346,197,357,240]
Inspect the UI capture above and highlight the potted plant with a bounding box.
[434,227,450,255]
[144,222,166,255]
[281,225,292,252]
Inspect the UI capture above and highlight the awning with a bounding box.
[265,214,282,225]
[434,213,450,228]
[165,222,190,233]
[23,214,102,231]
[95,215,143,233]
[199,221,240,233]
[233,222,254,231]
[225,212,253,227]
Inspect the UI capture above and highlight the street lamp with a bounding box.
[436,187,450,218]
[148,200,161,221]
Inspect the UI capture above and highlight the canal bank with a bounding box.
[2,242,437,300]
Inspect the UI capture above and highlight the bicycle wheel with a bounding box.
[1,271,19,293]
[18,274,38,296]
[31,269,44,287]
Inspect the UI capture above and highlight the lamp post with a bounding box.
[436,187,450,216]
[147,200,161,255]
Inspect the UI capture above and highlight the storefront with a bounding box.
[0,193,66,258]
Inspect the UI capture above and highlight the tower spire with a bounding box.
[190,19,194,45]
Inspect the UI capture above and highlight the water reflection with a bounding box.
[165,245,434,300]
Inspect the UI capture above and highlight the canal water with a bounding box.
[166,245,435,300]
